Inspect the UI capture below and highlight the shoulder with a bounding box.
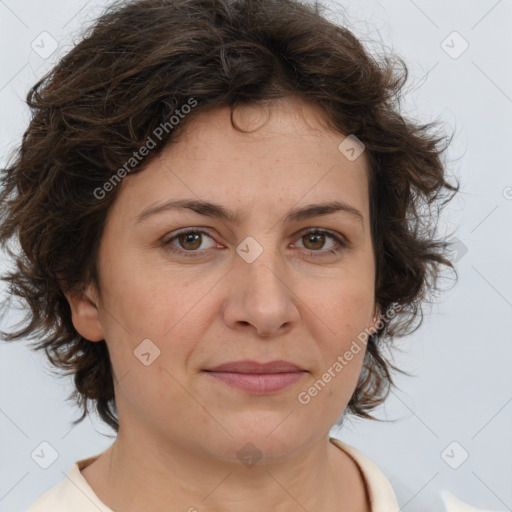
[329,437,400,512]
[25,478,73,512]
[329,438,494,512]
[24,456,113,512]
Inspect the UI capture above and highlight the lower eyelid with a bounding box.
[294,231,343,249]
[164,230,216,253]
[164,229,346,255]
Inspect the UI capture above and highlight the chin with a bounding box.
[201,421,311,465]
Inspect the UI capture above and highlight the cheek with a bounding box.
[101,256,214,338]
[98,266,219,404]
[113,362,189,429]
[309,274,374,338]
[305,278,373,394]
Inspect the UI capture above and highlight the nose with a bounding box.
[221,250,300,338]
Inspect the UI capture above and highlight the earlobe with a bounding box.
[64,284,104,342]
[370,304,381,332]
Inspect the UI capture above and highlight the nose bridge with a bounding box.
[222,232,299,336]
[239,234,290,304]
[245,253,285,296]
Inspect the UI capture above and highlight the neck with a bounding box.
[82,428,368,512]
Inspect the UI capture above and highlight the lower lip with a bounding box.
[204,371,306,393]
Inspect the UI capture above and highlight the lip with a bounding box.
[205,359,304,373]
[203,360,307,394]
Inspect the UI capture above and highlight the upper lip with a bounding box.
[205,360,305,373]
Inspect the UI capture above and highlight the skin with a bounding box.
[66,95,380,512]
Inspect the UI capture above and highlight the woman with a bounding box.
[0,0,459,510]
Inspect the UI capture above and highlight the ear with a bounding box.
[63,284,105,342]
[369,303,381,333]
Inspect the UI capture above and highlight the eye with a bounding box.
[162,227,347,259]
[293,229,346,258]
[163,229,217,258]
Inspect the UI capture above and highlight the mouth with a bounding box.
[203,360,307,394]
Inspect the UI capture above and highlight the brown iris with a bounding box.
[302,232,326,251]
[178,232,203,250]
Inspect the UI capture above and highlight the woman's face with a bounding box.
[71,96,379,462]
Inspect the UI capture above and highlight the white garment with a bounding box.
[25,438,400,511]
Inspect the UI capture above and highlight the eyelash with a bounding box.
[162,228,346,259]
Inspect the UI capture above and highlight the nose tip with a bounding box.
[222,259,299,338]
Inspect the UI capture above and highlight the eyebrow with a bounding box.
[136,199,364,226]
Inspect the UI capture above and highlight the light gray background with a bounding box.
[1,1,511,511]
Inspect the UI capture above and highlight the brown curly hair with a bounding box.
[0,0,459,433]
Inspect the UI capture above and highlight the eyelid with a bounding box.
[292,227,347,258]
[294,226,348,244]
[162,226,348,258]
[161,228,218,256]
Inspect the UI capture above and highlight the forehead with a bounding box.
[112,96,371,225]
[175,96,365,160]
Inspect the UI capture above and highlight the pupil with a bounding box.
[181,233,201,250]
[178,232,326,252]
[306,233,324,250]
